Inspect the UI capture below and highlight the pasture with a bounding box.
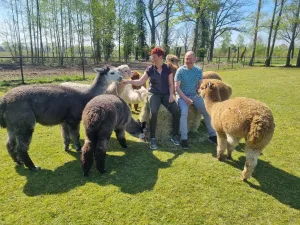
[0,67,299,224]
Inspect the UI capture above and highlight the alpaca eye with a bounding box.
[110,72,115,75]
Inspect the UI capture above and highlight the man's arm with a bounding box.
[175,81,193,105]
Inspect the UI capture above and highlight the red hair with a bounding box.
[150,47,165,57]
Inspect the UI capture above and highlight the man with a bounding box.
[175,51,217,149]
[123,47,180,150]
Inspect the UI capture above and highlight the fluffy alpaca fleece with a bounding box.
[166,54,179,76]
[81,94,147,176]
[129,71,146,110]
[199,79,232,101]
[0,66,123,170]
[200,79,275,180]
[203,71,222,80]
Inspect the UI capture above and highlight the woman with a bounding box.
[123,47,180,150]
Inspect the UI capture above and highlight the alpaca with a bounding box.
[81,94,147,176]
[199,79,275,180]
[203,71,222,80]
[166,54,180,76]
[129,71,146,111]
[0,66,122,170]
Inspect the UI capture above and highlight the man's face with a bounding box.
[151,54,162,64]
[185,53,196,67]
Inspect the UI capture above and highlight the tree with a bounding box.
[265,0,286,67]
[249,0,262,66]
[144,0,166,45]
[285,0,300,66]
[208,0,248,61]
[136,0,147,59]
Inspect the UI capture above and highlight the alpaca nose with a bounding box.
[117,76,123,82]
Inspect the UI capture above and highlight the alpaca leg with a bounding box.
[60,123,70,151]
[128,103,132,109]
[67,122,81,152]
[81,140,95,176]
[134,104,139,111]
[115,128,127,148]
[216,132,227,161]
[241,148,261,181]
[6,130,22,165]
[94,138,110,174]
[15,129,39,170]
[226,135,240,159]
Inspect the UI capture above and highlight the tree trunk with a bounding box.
[266,0,277,59]
[26,0,34,63]
[265,0,285,67]
[249,0,262,66]
[60,0,65,66]
[285,0,300,67]
[296,49,300,67]
[192,7,201,54]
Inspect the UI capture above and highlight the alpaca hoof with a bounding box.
[15,161,24,165]
[226,155,232,160]
[100,169,107,174]
[29,166,41,171]
[217,156,223,161]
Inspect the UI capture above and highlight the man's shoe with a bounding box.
[181,140,189,150]
[208,136,217,145]
[170,135,180,146]
[150,138,158,150]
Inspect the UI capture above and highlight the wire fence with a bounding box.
[0,55,298,84]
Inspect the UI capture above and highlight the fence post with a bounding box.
[20,56,24,84]
[202,59,205,71]
[243,57,246,68]
[82,53,85,80]
[232,58,234,69]
[218,57,220,70]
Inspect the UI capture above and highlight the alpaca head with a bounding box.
[166,54,180,66]
[94,66,123,84]
[117,64,132,79]
[138,120,147,141]
[126,119,147,141]
[131,71,141,80]
[199,79,218,99]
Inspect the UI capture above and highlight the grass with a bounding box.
[0,67,300,224]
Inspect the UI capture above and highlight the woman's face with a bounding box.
[151,54,163,64]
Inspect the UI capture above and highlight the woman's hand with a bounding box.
[169,95,175,103]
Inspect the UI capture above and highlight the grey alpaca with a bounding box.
[81,94,147,176]
[0,66,122,170]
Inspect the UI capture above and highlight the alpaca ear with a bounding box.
[94,68,104,73]
[208,81,213,89]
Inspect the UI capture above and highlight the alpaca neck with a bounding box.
[125,117,140,137]
[204,90,221,116]
[88,73,108,96]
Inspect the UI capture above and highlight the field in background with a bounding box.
[0,67,299,224]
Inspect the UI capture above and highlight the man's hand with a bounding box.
[185,98,193,105]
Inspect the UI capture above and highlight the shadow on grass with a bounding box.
[225,156,300,210]
[15,138,180,196]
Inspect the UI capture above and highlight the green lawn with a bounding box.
[0,67,299,224]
